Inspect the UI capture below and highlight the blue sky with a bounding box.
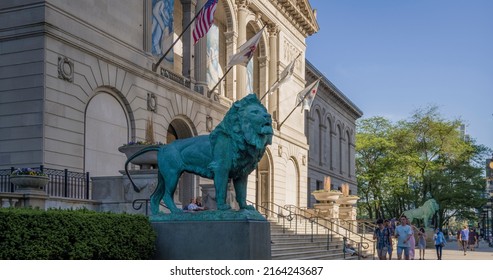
[306,0,493,150]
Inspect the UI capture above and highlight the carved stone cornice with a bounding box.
[269,0,319,36]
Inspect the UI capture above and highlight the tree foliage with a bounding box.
[356,107,490,229]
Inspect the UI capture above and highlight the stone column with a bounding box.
[235,0,250,100]
[181,0,196,84]
[258,55,268,103]
[267,23,279,122]
[224,31,238,99]
[194,0,208,94]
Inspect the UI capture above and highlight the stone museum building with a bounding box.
[0,0,361,212]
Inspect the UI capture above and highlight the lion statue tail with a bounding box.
[124,145,160,193]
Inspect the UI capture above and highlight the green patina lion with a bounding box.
[402,198,439,228]
[125,94,273,214]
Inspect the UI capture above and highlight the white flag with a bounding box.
[227,27,264,68]
[296,78,320,112]
[267,56,298,95]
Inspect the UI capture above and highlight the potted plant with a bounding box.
[118,117,162,169]
[10,168,50,192]
[311,189,342,203]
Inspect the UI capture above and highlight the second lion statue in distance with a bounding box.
[125,94,273,214]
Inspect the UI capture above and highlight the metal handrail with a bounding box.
[250,200,375,259]
[287,204,376,257]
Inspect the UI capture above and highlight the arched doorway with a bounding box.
[256,151,272,213]
[85,92,129,177]
[167,118,197,208]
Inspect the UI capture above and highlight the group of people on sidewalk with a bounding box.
[373,215,447,260]
[456,225,479,256]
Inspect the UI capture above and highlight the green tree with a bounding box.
[356,117,407,219]
[356,107,490,228]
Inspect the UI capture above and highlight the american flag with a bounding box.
[192,0,218,44]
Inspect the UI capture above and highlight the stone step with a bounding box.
[271,248,357,260]
[271,244,342,255]
[268,216,363,260]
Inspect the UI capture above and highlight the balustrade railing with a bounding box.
[0,165,90,200]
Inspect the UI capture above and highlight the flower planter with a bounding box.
[336,195,360,206]
[311,191,342,203]
[10,175,50,193]
[118,144,158,169]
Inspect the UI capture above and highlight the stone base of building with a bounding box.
[151,219,271,260]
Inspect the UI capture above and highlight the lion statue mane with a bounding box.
[125,94,273,214]
[402,198,439,228]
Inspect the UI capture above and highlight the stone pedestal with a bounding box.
[339,206,357,220]
[20,193,48,209]
[11,176,49,209]
[152,216,271,259]
[314,203,339,219]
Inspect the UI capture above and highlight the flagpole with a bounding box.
[278,78,321,130]
[208,65,233,98]
[260,52,301,102]
[259,77,280,102]
[152,1,208,72]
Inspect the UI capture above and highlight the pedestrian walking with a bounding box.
[408,218,416,260]
[469,228,478,251]
[384,219,394,259]
[373,219,392,260]
[433,228,446,260]
[417,227,427,260]
[460,225,470,255]
[395,215,413,260]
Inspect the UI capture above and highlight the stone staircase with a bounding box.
[269,219,359,260]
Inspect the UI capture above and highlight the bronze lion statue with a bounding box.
[125,94,273,214]
[402,198,439,228]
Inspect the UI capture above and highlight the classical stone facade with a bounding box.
[305,61,363,207]
[1,0,361,211]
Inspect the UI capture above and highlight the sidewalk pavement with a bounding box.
[383,240,493,260]
[439,240,493,260]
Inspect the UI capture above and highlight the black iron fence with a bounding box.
[0,165,90,200]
